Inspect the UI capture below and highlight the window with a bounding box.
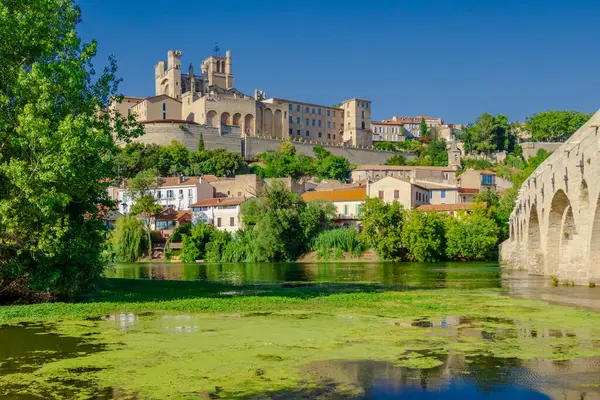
[333,135,336,139]
[297,129,301,135]
[306,107,309,113]
[162,103,166,111]
[188,189,193,197]
[230,217,235,226]
[355,204,361,215]
[327,110,331,117]
[284,111,287,118]
[333,122,336,129]
[296,105,300,112]
[394,190,399,199]
[417,192,421,201]
[441,190,446,199]
[328,121,331,128]
[362,110,365,119]
[378,190,384,199]
[318,132,322,138]
[288,104,292,111]
[306,130,310,137]
[344,205,349,215]
[296,117,300,124]
[289,116,293,123]
[306,118,310,126]
[333,111,336,117]
[312,108,315,114]
[312,119,315,127]
[318,120,321,128]
[156,191,162,199]
[429,191,433,200]
[482,175,493,185]
[162,112,166,120]
[366,103,369,108]
[238,192,242,197]
[318,109,321,115]
[166,190,174,199]
[327,133,331,139]
[217,217,221,227]
[289,128,293,136]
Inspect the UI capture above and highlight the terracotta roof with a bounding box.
[302,186,366,202]
[138,119,199,125]
[190,197,246,208]
[477,170,497,175]
[458,188,480,194]
[354,165,455,172]
[417,202,487,212]
[156,210,191,221]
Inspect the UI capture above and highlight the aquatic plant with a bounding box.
[311,229,363,260]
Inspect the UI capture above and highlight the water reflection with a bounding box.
[304,355,600,399]
[107,262,502,289]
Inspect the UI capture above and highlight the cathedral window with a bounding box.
[306,131,310,137]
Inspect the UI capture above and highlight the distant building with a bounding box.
[111,49,373,147]
[190,197,246,232]
[301,186,366,228]
[371,120,407,143]
[204,174,263,199]
[351,165,457,185]
[379,116,444,138]
[155,209,191,238]
[366,177,429,210]
[115,176,214,215]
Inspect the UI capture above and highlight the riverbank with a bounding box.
[2,264,600,398]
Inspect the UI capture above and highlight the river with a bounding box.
[1,262,600,399]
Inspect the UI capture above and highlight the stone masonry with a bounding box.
[501,108,600,284]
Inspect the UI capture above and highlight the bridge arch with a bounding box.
[526,204,543,274]
[546,190,577,275]
[590,194,600,281]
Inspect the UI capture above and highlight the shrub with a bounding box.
[311,229,362,259]
[401,211,447,262]
[445,215,499,260]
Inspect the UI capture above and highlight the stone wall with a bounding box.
[504,109,600,284]
[244,137,416,165]
[128,122,242,153]
[520,141,562,160]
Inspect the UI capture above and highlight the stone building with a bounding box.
[112,49,373,147]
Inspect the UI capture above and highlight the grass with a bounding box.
[2,277,600,398]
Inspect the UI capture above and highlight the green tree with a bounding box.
[374,142,396,151]
[466,113,511,155]
[420,119,428,137]
[198,134,205,151]
[385,154,407,166]
[526,110,592,142]
[109,216,147,262]
[401,211,447,262]
[129,170,162,256]
[280,141,296,156]
[446,215,499,260]
[359,198,404,260]
[0,0,141,297]
[181,222,219,262]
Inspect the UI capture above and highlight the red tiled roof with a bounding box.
[372,121,405,126]
[156,210,191,221]
[354,165,455,172]
[302,186,366,202]
[458,188,480,194]
[190,197,246,208]
[417,202,486,212]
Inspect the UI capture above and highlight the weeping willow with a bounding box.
[110,216,147,262]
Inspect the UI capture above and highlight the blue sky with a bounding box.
[77,0,600,124]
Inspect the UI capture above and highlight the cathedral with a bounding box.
[113,49,374,147]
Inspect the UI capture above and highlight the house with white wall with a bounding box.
[116,176,214,215]
[301,186,366,228]
[190,197,246,232]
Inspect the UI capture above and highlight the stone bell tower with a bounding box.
[448,134,462,170]
[202,49,234,90]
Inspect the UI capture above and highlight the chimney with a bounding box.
[178,173,184,184]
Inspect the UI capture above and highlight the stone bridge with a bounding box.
[501,109,600,284]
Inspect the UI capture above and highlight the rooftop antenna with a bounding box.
[213,42,220,56]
